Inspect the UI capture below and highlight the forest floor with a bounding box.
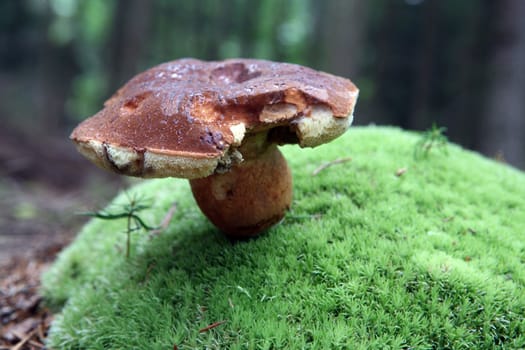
[0,130,123,349]
[0,241,63,350]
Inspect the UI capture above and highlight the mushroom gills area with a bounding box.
[189,145,292,237]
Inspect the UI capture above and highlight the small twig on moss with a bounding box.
[198,320,227,333]
[312,157,352,176]
[414,123,449,160]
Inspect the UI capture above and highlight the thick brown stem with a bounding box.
[189,145,292,238]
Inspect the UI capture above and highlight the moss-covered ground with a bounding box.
[42,127,525,349]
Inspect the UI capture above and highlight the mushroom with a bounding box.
[70,58,358,238]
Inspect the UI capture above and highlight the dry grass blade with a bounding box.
[149,202,178,237]
[312,157,352,176]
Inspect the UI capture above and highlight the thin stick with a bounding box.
[198,320,227,333]
[126,215,131,258]
[312,157,352,176]
[28,339,46,349]
[149,202,178,237]
[11,329,37,350]
[37,323,46,343]
[142,262,156,284]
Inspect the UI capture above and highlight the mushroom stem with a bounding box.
[189,137,292,238]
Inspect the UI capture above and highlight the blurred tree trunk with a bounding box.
[15,4,78,136]
[108,0,152,90]
[443,4,490,150]
[364,0,400,126]
[320,0,366,78]
[481,0,525,168]
[409,0,438,131]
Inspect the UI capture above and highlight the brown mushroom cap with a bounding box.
[71,58,359,179]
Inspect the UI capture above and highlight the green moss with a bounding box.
[42,127,525,349]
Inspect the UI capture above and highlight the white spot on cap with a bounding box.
[229,123,246,146]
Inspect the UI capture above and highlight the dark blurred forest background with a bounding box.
[1,0,525,260]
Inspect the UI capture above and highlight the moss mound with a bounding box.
[42,127,525,349]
